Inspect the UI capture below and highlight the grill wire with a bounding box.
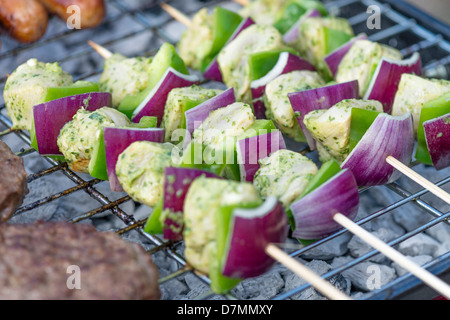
[0,0,449,300]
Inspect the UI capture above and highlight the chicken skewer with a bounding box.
[89,33,450,299]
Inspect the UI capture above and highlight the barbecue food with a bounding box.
[183,176,262,274]
[294,16,354,76]
[161,85,222,142]
[0,221,160,300]
[238,0,290,26]
[391,74,450,132]
[264,70,325,142]
[217,24,286,102]
[37,0,106,29]
[115,141,174,207]
[178,8,213,71]
[335,39,403,97]
[253,149,318,208]
[3,59,73,131]
[0,0,49,43]
[303,99,384,164]
[57,107,131,173]
[99,53,153,108]
[0,140,28,223]
[192,102,255,151]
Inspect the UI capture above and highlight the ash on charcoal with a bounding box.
[281,259,332,300]
[231,269,285,300]
[347,227,401,264]
[331,256,397,292]
[397,232,442,257]
[298,233,352,260]
[391,255,434,277]
[8,176,60,224]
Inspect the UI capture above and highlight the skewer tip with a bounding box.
[160,2,192,27]
[88,40,113,59]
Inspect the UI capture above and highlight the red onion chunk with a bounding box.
[162,167,219,240]
[423,113,450,170]
[250,52,316,119]
[341,112,415,186]
[364,52,422,114]
[185,87,236,136]
[324,33,368,77]
[131,68,199,125]
[283,8,322,44]
[203,17,255,82]
[291,169,359,240]
[236,130,286,182]
[103,127,165,192]
[33,92,112,155]
[222,196,288,279]
[288,80,359,149]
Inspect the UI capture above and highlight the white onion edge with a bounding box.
[250,52,290,89]
[132,67,200,118]
[232,196,279,219]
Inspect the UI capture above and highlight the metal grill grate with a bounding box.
[0,0,449,300]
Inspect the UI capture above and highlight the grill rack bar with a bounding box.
[0,0,449,300]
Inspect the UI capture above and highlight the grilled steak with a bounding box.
[0,221,161,300]
[0,139,28,222]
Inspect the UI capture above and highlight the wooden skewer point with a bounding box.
[88,40,113,59]
[160,3,192,27]
[265,243,352,300]
[232,0,249,6]
[386,156,450,205]
[333,213,450,299]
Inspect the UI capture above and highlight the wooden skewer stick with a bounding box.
[232,0,249,6]
[386,156,450,205]
[333,213,450,299]
[160,3,192,27]
[265,243,352,300]
[88,40,113,59]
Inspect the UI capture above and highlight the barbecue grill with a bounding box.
[0,0,449,300]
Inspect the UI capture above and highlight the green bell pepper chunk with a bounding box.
[180,120,277,180]
[299,159,341,199]
[201,7,243,72]
[248,48,298,82]
[273,2,307,34]
[349,108,381,152]
[88,116,159,181]
[118,43,189,119]
[30,80,101,160]
[273,0,328,35]
[415,91,450,165]
[210,201,262,294]
[43,81,100,102]
[143,196,165,235]
[324,27,354,56]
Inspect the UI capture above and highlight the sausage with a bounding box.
[37,0,106,29]
[0,0,49,43]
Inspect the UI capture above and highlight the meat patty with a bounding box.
[0,140,28,223]
[0,221,161,300]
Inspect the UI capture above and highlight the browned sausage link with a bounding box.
[0,0,49,43]
[37,0,106,29]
